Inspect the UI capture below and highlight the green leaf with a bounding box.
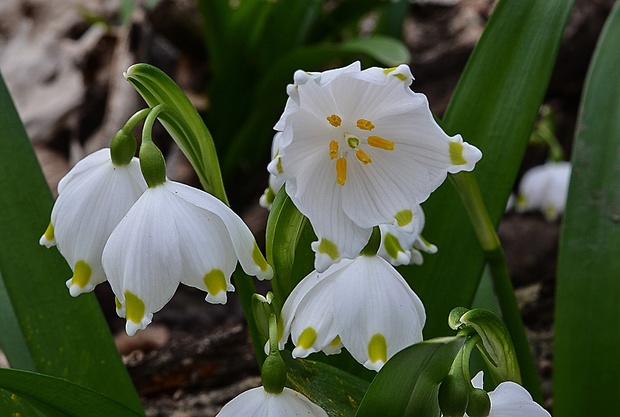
[452,308,521,386]
[356,337,466,417]
[284,352,369,417]
[124,63,228,203]
[0,72,143,414]
[398,0,574,399]
[0,368,143,417]
[554,2,620,415]
[339,36,411,67]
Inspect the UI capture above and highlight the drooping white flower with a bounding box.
[469,371,551,417]
[280,255,425,371]
[378,204,437,266]
[259,132,286,209]
[39,148,147,296]
[102,179,273,336]
[270,61,482,271]
[516,161,571,221]
[216,386,328,417]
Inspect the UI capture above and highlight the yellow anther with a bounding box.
[368,135,395,151]
[356,149,372,165]
[336,157,347,186]
[329,140,339,159]
[327,114,342,127]
[357,119,375,131]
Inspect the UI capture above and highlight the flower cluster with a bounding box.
[41,146,272,336]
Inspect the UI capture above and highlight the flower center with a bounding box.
[325,114,395,186]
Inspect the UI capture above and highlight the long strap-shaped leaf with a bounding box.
[0,73,143,415]
[399,0,575,399]
[554,3,620,415]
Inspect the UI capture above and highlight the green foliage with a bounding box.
[356,337,466,417]
[0,74,143,415]
[554,2,620,415]
[284,352,369,417]
[0,368,144,417]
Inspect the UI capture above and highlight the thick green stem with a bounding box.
[233,270,265,365]
[450,171,542,401]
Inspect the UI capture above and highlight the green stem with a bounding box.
[233,270,264,365]
[124,108,151,132]
[450,171,542,402]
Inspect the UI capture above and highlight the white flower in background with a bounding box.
[216,386,328,417]
[378,204,437,266]
[280,255,425,371]
[469,371,551,417]
[270,61,482,271]
[102,179,273,336]
[39,148,147,296]
[259,132,286,209]
[516,161,571,221]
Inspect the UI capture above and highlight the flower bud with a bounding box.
[438,374,469,417]
[466,388,491,417]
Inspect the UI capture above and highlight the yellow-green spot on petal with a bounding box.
[336,157,347,186]
[449,141,467,165]
[71,260,92,289]
[516,194,527,210]
[124,290,146,324]
[356,149,372,165]
[317,238,340,260]
[203,269,227,295]
[368,334,387,364]
[356,119,375,131]
[276,157,284,174]
[384,233,405,259]
[327,114,342,127]
[253,243,270,272]
[368,136,395,151]
[328,335,342,348]
[43,222,54,241]
[383,67,396,75]
[115,297,122,311]
[329,140,339,159]
[394,209,413,227]
[298,327,318,349]
[394,73,409,82]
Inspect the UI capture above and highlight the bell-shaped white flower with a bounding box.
[378,204,437,266]
[39,148,147,296]
[216,386,328,417]
[280,255,425,371]
[271,61,482,271]
[102,179,273,336]
[469,371,551,417]
[516,161,571,221]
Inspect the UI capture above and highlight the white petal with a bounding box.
[216,387,327,417]
[488,381,551,417]
[102,185,181,335]
[471,370,485,389]
[331,256,425,370]
[47,149,146,296]
[168,181,273,280]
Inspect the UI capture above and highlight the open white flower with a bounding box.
[280,255,425,371]
[469,371,551,417]
[271,61,482,271]
[516,161,571,221]
[216,386,327,417]
[39,148,147,296]
[102,179,273,336]
[378,204,437,266]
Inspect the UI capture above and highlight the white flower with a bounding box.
[280,255,425,371]
[102,179,273,336]
[216,386,327,417]
[39,148,147,296]
[469,371,551,417]
[259,132,286,209]
[516,161,571,221]
[271,61,482,271]
[378,204,437,266]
